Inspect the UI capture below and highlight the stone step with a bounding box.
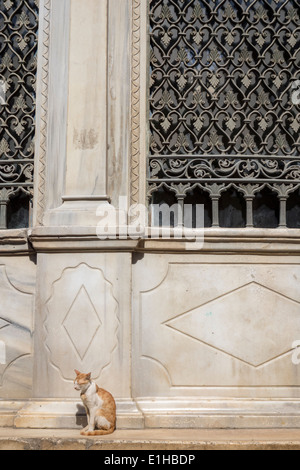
[1,428,300,450]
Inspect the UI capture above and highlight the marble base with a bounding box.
[1,398,300,429]
[137,398,300,429]
[2,231,300,431]
[0,400,144,430]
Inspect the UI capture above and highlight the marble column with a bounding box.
[44,0,110,227]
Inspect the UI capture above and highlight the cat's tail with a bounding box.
[81,427,115,436]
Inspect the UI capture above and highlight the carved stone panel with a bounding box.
[166,282,300,368]
[45,263,119,381]
[133,254,300,397]
[0,257,35,398]
[34,253,132,399]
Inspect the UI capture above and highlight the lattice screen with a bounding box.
[0,0,38,229]
[148,0,300,228]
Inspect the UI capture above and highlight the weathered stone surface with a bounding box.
[133,254,300,394]
[0,257,35,399]
[1,429,300,450]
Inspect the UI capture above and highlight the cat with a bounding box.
[74,369,116,436]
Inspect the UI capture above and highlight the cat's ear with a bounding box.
[75,369,81,376]
[86,372,92,381]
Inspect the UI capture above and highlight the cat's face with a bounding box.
[74,370,91,391]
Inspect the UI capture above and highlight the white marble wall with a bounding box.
[64,0,108,201]
[133,253,300,396]
[34,252,132,399]
[0,256,36,399]
[39,0,131,228]
[131,251,300,427]
[1,0,300,430]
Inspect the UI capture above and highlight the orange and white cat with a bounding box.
[74,370,116,436]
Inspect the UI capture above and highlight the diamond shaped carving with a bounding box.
[0,265,33,395]
[63,286,101,360]
[0,318,9,330]
[166,282,300,367]
[45,263,119,381]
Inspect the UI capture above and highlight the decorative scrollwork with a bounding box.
[149,0,300,157]
[0,0,38,227]
[148,0,300,228]
[148,156,300,183]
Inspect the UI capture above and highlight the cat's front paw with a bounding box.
[80,426,88,435]
[80,428,94,436]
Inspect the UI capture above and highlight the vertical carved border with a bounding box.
[35,0,51,226]
[130,0,141,208]
[36,0,142,219]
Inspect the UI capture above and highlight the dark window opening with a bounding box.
[253,188,279,229]
[185,187,212,229]
[287,189,300,229]
[219,188,246,229]
[7,193,31,230]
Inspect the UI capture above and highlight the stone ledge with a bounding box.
[0,229,33,254]
[0,400,144,430]
[2,399,300,431]
[1,227,300,254]
[1,428,300,450]
[28,226,300,254]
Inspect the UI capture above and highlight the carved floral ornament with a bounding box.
[147,0,300,228]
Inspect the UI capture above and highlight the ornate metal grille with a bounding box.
[0,0,38,229]
[148,0,300,228]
